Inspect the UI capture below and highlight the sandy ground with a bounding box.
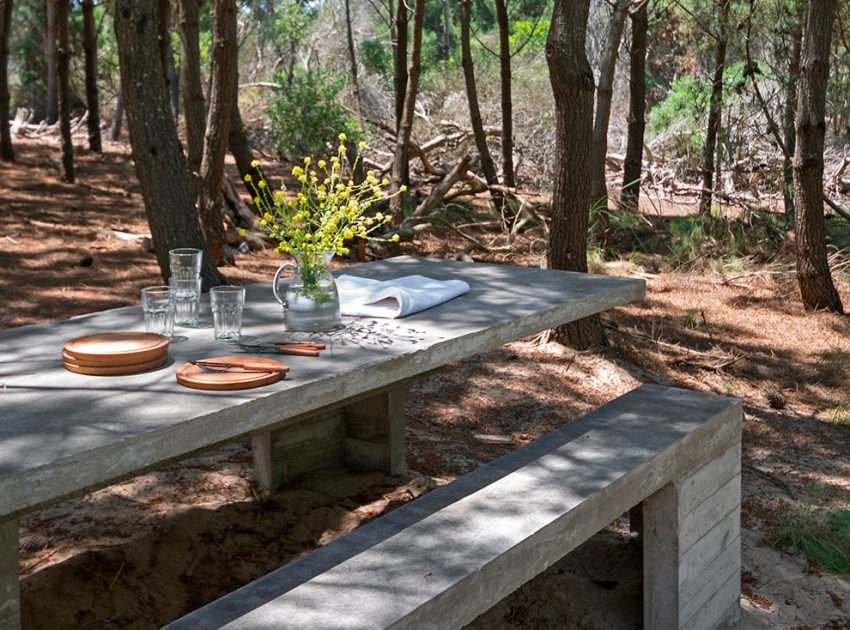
[2,137,850,629]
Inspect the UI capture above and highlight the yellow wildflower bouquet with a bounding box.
[244,133,403,257]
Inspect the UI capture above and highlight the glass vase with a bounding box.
[273,250,342,331]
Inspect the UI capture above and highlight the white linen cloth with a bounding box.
[336,274,470,318]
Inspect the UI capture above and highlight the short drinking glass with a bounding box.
[169,276,202,326]
[169,248,203,280]
[141,286,175,338]
[210,285,245,340]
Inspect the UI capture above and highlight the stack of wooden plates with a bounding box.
[62,332,170,375]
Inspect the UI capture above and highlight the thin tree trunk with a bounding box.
[228,69,267,207]
[590,0,630,211]
[114,0,225,288]
[178,0,206,193]
[0,0,14,162]
[45,0,57,124]
[393,0,408,130]
[82,0,102,153]
[459,0,500,192]
[56,0,73,182]
[621,0,648,211]
[793,0,843,313]
[699,0,731,215]
[198,0,237,264]
[440,0,451,61]
[389,0,424,224]
[783,17,803,224]
[111,78,125,140]
[494,0,515,187]
[344,0,360,110]
[545,0,606,349]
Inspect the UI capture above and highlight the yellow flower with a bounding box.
[258,180,266,189]
[244,174,252,183]
[318,160,327,169]
[292,166,304,177]
[338,145,347,154]
[274,190,286,202]
[400,185,408,192]
[358,141,366,150]
[250,159,260,168]
[304,157,312,166]
[338,132,347,142]
[253,196,261,204]
[392,234,400,242]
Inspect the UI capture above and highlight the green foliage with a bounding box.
[771,505,850,576]
[361,38,393,84]
[267,68,360,160]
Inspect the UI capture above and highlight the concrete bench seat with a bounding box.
[164,384,743,630]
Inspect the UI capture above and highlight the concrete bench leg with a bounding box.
[643,440,742,630]
[252,385,406,493]
[0,518,19,630]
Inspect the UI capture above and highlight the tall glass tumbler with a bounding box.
[141,286,175,338]
[210,285,245,340]
[169,276,202,326]
[169,248,203,280]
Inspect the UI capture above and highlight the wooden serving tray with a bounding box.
[63,353,168,376]
[64,332,170,366]
[175,356,288,391]
[61,347,168,368]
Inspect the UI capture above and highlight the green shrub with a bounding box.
[771,505,850,576]
[267,68,360,160]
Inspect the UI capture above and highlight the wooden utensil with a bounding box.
[190,360,289,374]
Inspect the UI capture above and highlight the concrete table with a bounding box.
[0,256,644,629]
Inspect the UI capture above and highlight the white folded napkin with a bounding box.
[336,274,470,319]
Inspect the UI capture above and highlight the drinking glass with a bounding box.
[210,285,245,340]
[169,248,203,280]
[169,276,202,326]
[141,286,175,338]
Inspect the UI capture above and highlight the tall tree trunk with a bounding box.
[114,0,225,288]
[158,0,173,105]
[590,0,630,211]
[82,0,102,153]
[389,0,424,224]
[229,70,268,208]
[459,0,500,192]
[393,0,408,130]
[344,0,360,110]
[56,0,73,182]
[440,0,451,61]
[111,78,125,140]
[494,0,515,187]
[0,0,14,162]
[783,17,803,224]
[45,0,58,124]
[545,0,606,349]
[621,0,648,211]
[178,0,206,192]
[699,0,731,215]
[793,0,843,313]
[198,0,237,264]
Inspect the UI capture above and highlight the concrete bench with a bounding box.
[164,384,743,630]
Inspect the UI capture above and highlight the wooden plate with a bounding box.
[61,347,168,367]
[63,353,168,376]
[64,332,170,366]
[176,356,288,391]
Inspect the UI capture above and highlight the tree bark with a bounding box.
[114,0,225,288]
[393,0,408,130]
[699,0,731,215]
[590,0,630,211]
[198,0,237,264]
[228,71,268,210]
[0,0,14,162]
[621,0,648,211]
[56,0,73,182]
[344,0,360,110]
[45,0,58,124]
[158,0,174,106]
[545,0,606,349]
[178,0,206,192]
[82,0,102,153]
[111,78,125,140]
[793,0,843,313]
[389,0,424,224]
[494,0,514,187]
[783,16,803,224]
[459,0,500,192]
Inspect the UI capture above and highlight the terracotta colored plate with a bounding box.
[176,356,288,391]
[64,332,170,366]
[63,353,168,376]
[61,347,168,368]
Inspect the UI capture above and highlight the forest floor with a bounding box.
[2,137,850,629]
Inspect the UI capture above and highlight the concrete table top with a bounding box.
[0,256,644,519]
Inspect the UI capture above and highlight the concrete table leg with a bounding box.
[252,384,406,493]
[0,518,19,630]
[643,440,742,630]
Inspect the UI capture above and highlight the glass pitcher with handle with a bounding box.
[272,250,342,331]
